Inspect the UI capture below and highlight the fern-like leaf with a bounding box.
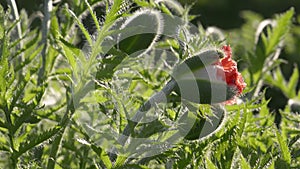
[14,127,61,159]
[265,8,294,56]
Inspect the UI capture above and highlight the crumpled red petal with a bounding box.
[215,45,246,104]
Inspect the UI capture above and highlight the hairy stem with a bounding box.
[38,0,52,84]
[110,79,177,160]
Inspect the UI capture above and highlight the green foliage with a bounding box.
[0,0,300,169]
[250,8,293,82]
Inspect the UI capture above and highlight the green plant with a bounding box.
[0,0,299,168]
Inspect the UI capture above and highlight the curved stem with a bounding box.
[253,41,283,97]
[118,79,176,145]
[109,79,177,161]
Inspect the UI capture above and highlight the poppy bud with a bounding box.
[172,46,246,104]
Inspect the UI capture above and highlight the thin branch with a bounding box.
[38,0,52,84]
[6,0,22,48]
[47,91,75,169]
[6,0,23,78]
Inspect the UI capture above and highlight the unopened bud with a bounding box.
[171,46,246,105]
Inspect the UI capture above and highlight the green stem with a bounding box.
[3,104,17,168]
[6,0,22,49]
[38,0,52,84]
[6,0,23,79]
[47,96,75,169]
[46,132,63,169]
[110,79,177,160]
[253,41,283,97]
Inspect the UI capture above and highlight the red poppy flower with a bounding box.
[215,45,246,104]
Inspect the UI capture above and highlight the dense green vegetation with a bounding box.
[0,0,300,168]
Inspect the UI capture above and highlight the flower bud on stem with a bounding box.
[110,46,246,161]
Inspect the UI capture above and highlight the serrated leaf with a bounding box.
[12,105,37,134]
[251,8,294,76]
[104,0,123,24]
[265,66,299,98]
[14,45,44,72]
[267,160,275,169]
[9,68,36,110]
[90,144,112,169]
[157,0,184,16]
[205,157,218,169]
[159,3,173,16]
[0,119,5,128]
[265,8,294,56]
[0,34,9,93]
[84,0,101,32]
[97,48,127,80]
[15,127,61,158]
[50,15,60,39]
[100,147,112,168]
[135,119,169,138]
[276,129,291,165]
[11,30,40,61]
[114,155,127,168]
[274,67,285,88]
[67,9,92,45]
[240,153,251,169]
[0,144,9,152]
[59,38,80,71]
[287,67,299,98]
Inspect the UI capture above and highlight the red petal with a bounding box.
[214,45,247,104]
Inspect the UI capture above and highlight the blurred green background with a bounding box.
[180,0,299,29]
[0,0,299,29]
